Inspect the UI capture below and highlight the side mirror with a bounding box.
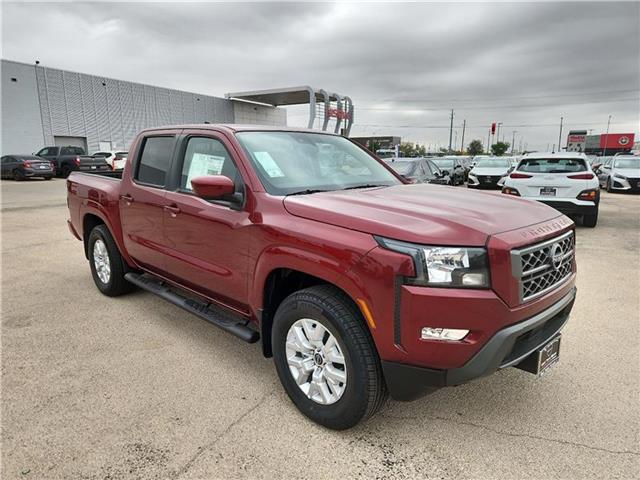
[441,169,450,176]
[191,175,235,200]
[507,166,514,173]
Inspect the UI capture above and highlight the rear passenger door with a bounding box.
[161,132,251,311]
[119,134,177,275]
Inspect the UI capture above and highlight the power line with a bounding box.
[356,96,639,112]
[360,89,640,104]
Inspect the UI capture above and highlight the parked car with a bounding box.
[35,146,111,177]
[1,154,55,180]
[431,156,466,185]
[467,157,513,189]
[502,152,599,227]
[595,155,640,193]
[383,157,450,185]
[67,125,577,429]
[92,151,128,171]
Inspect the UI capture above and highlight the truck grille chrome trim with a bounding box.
[511,230,574,303]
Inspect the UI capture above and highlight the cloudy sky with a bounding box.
[2,1,639,151]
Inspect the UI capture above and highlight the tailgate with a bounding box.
[79,156,111,170]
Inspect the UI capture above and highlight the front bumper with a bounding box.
[382,287,576,400]
[610,176,640,192]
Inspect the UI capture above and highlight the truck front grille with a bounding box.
[511,231,574,303]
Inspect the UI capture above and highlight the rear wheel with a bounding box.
[12,169,24,181]
[44,176,52,181]
[272,285,387,430]
[61,166,71,178]
[88,224,135,296]
[583,209,598,228]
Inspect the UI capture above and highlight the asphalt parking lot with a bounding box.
[1,178,639,479]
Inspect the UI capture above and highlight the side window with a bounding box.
[136,136,175,187]
[415,162,426,176]
[180,137,238,192]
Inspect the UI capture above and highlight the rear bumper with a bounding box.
[382,287,576,401]
[23,168,54,177]
[537,200,598,216]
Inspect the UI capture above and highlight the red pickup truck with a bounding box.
[67,125,577,429]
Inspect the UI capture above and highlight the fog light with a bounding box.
[461,272,487,286]
[421,327,469,341]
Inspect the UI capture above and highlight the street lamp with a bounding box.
[511,130,517,154]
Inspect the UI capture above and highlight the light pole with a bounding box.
[558,116,564,152]
[603,115,612,156]
[511,130,517,154]
[448,109,454,153]
[496,122,503,144]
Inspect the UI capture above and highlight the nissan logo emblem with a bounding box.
[549,243,563,271]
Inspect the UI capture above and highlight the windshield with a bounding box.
[518,158,587,173]
[384,160,414,175]
[475,158,511,168]
[236,132,401,195]
[433,158,454,168]
[613,157,640,169]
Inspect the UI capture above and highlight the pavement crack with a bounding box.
[171,390,273,479]
[381,413,640,456]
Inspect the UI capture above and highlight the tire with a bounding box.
[44,176,52,181]
[88,224,135,296]
[272,285,387,430]
[61,166,71,178]
[606,178,612,193]
[12,169,24,181]
[583,209,598,228]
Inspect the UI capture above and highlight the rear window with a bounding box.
[61,147,85,155]
[518,158,587,173]
[136,137,175,186]
[115,152,128,159]
[384,160,414,175]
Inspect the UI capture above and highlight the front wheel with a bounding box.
[606,178,613,193]
[272,285,387,430]
[88,224,135,296]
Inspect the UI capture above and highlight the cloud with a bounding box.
[2,1,638,150]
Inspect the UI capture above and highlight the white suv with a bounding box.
[502,152,600,227]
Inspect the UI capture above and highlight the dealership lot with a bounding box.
[1,179,638,479]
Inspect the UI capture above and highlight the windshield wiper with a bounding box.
[341,184,388,190]
[286,189,332,196]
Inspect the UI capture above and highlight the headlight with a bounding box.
[375,236,490,288]
[614,173,627,180]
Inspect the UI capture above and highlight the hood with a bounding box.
[283,184,562,246]
[612,167,640,177]
[470,167,510,176]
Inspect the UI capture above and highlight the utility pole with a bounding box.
[603,115,612,155]
[496,122,503,144]
[460,119,466,152]
[558,117,564,152]
[448,109,454,153]
[511,130,517,154]
[486,128,491,154]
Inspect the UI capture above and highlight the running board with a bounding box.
[124,273,259,343]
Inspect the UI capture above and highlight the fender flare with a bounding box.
[79,202,136,268]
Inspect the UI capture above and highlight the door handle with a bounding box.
[120,194,134,204]
[164,204,181,216]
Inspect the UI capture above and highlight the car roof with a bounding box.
[523,152,588,159]
[4,154,41,159]
[138,124,338,136]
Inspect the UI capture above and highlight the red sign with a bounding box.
[327,108,351,120]
[491,122,496,134]
[568,134,586,143]
[600,133,635,148]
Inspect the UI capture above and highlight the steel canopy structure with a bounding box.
[225,86,354,136]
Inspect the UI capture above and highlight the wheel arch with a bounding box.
[256,258,376,357]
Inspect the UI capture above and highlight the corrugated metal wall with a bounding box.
[2,59,287,154]
[33,64,236,152]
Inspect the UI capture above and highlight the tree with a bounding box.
[399,142,426,157]
[491,141,510,156]
[467,139,484,156]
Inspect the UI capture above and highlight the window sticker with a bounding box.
[186,153,225,187]
[254,151,285,178]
